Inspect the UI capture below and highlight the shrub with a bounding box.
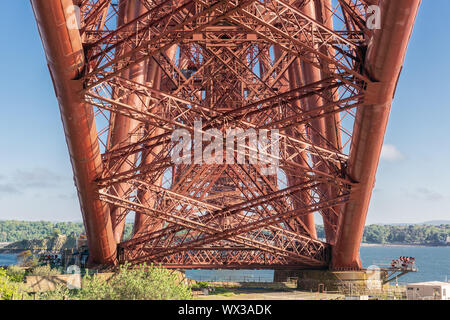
[191,281,211,289]
[36,263,192,300]
[29,265,62,277]
[0,268,25,300]
[35,285,72,301]
[77,263,192,300]
[6,266,26,283]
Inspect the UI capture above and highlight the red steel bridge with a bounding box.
[31,0,421,270]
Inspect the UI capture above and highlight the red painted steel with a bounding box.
[332,0,422,270]
[108,0,150,243]
[31,0,420,270]
[31,0,117,266]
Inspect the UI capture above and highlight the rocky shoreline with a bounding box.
[0,235,77,254]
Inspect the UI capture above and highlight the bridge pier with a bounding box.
[274,269,388,294]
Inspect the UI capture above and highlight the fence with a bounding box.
[187,275,274,283]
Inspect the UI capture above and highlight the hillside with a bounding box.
[0,220,84,243]
[420,220,450,226]
[0,220,133,243]
[1,234,77,254]
[1,220,449,246]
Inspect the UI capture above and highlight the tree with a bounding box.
[52,228,61,237]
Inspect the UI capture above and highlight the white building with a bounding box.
[406,281,450,300]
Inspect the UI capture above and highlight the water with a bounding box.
[0,254,18,266]
[186,269,274,283]
[186,246,450,283]
[360,246,450,283]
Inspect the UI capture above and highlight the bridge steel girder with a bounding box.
[31,0,117,266]
[31,0,421,270]
[332,0,422,270]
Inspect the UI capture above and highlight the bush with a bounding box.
[0,268,25,300]
[36,263,192,300]
[77,263,192,300]
[35,285,72,301]
[29,265,61,277]
[191,281,211,289]
[6,266,26,283]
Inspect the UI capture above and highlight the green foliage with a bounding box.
[364,225,389,243]
[79,263,192,300]
[5,220,446,246]
[212,287,235,296]
[316,224,449,244]
[35,285,72,301]
[0,220,133,243]
[29,265,62,277]
[52,228,61,237]
[362,224,450,244]
[0,221,84,242]
[0,268,25,300]
[5,266,25,283]
[220,292,235,297]
[191,281,211,289]
[122,224,134,241]
[36,263,192,300]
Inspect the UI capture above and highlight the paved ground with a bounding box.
[196,289,344,300]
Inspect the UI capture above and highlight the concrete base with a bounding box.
[274,269,389,294]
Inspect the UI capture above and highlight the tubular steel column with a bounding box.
[314,0,343,245]
[284,52,317,238]
[133,46,178,236]
[332,0,421,269]
[31,0,117,265]
[108,0,149,243]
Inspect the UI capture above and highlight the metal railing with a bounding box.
[187,275,274,283]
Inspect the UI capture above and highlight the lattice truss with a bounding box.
[77,0,374,268]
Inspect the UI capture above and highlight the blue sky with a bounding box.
[0,1,448,224]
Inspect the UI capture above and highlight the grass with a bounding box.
[211,287,237,297]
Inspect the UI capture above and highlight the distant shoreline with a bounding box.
[361,243,450,248]
[0,243,11,248]
[0,249,28,254]
[2,243,449,254]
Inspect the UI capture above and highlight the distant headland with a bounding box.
[0,220,449,250]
